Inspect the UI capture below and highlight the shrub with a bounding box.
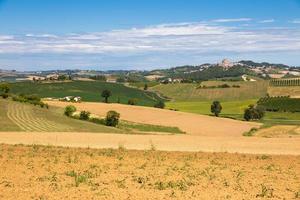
[64,105,77,116]
[79,111,90,120]
[211,101,222,117]
[105,110,120,127]
[154,100,165,109]
[1,93,9,99]
[128,98,138,105]
[244,104,265,121]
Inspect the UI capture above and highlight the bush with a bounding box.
[1,93,9,99]
[64,105,77,117]
[128,98,138,105]
[244,104,265,121]
[79,111,90,120]
[105,110,120,127]
[154,100,165,109]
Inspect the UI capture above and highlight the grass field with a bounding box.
[0,144,299,199]
[152,80,268,101]
[10,81,162,106]
[166,100,300,125]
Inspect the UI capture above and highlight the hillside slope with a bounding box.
[10,81,162,106]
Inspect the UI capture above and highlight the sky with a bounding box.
[0,0,300,71]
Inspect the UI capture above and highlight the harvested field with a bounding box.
[46,101,261,136]
[1,132,300,155]
[0,144,299,200]
[255,125,300,138]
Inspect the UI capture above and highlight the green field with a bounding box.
[166,100,300,125]
[152,80,268,101]
[0,99,122,133]
[166,100,257,120]
[10,81,162,106]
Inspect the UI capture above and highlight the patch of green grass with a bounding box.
[166,100,257,120]
[10,81,163,106]
[118,121,184,134]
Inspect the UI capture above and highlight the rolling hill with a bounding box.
[10,81,163,106]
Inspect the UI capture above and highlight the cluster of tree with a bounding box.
[269,78,300,87]
[239,60,289,69]
[90,75,107,82]
[116,74,147,83]
[57,75,72,81]
[0,83,10,98]
[197,84,240,89]
[64,105,120,127]
[257,96,300,112]
[243,105,265,121]
[12,94,48,108]
[180,66,250,81]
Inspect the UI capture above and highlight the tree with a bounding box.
[101,89,111,103]
[0,83,10,93]
[244,104,265,121]
[79,111,90,120]
[64,105,77,117]
[105,110,120,127]
[154,100,165,109]
[211,101,222,117]
[144,83,148,90]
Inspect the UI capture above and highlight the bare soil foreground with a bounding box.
[1,132,300,155]
[46,101,261,136]
[0,144,299,200]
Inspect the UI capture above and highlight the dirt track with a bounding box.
[1,132,300,155]
[46,101,261,136]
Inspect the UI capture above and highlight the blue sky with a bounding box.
[0,0,300,70]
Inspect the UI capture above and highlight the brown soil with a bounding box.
[45,101,261,136]
[0,144,299,200]
[1,132,300,155]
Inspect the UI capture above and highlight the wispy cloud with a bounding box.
[0,21,300,68]
[259,19,275,23]
[211,18,252,23]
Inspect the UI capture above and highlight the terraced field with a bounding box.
[0,99,123,133]
[6,101,71,132]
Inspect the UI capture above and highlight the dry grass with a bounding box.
[0,144,299,200]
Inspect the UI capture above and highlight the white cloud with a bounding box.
[259,19,275,23]
[211,18,252,23]
[0,21,299,58]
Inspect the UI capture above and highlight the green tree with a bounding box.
[128,98,138,105]
[0,83,10,93]
[79,111,90,120]
[64,105,77,117]
[101,89,111,103]
[211,101,222,117]
[144,83,148,90]
[244,104,265,121]
[105,110,120,127]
